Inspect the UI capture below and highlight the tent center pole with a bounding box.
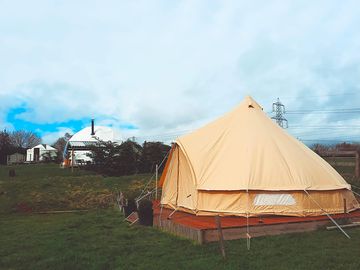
[246,191,251,250]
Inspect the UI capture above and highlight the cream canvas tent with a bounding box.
[159,96,360,217]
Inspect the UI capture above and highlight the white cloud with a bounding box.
[1,0,360,142]
[41,127,75,145]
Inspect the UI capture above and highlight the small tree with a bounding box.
[86,140,142,176]
[87,140,120,173]
[117,140,142,175]
[312,143,330,154]
[140,141,171,173]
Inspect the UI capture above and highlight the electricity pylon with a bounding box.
[271,98,288,128]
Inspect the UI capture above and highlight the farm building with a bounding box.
[26,144,57,162]
[159,96,359,217]
[64,120,123,166]
[7,152,26,165]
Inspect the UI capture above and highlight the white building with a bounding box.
[65,120,123,165]
[26,144,58,162]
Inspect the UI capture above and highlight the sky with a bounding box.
[1,0,360,145]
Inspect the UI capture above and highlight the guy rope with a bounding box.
[304,190,350,239]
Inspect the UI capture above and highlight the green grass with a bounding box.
[1,164,360,269]
[1,210,360,270]
[0,164,151,214]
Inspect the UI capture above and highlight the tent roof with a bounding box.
[175,96,350,191]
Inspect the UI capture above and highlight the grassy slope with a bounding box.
[0,164,150,213]
[1,164,360,269]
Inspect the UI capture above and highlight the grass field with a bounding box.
[1,164,360,269]
[0,164,151,214]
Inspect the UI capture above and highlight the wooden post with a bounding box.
[355,151,360,178]
[71,149,74,173]
[343,198,347,214]
[155,164,158,200]
[215,215,226,259]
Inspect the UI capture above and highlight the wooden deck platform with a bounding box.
[153,202,360,244]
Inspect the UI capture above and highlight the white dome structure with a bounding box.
[69,126,123,143]
[64,120,123,166]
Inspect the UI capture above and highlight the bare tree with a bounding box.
[53,133,72,161]
[312,143,330,155]
[10,130,41,149]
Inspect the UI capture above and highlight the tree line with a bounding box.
[86,140,171,176]
[0,129,172,176]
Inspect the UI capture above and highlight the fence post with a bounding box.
[355,151,360,178]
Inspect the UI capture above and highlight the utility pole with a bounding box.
[271,98,288,128]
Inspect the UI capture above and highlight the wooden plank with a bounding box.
[197,229,204,245]
[326,223,360,230]
[344,199,347,214]
[203,220,331,243]
[321,151,357,157]
[351,216,360,223]
[155,217,203,243]
[125,211,139,225]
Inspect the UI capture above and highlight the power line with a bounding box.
[286,108,360,114]
[288,126,360,130]
[266,108,360,114]
[300,139,360,143]
[289,125,360,127]
[275,92,360,100]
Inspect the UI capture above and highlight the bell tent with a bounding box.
[159,96,359,217]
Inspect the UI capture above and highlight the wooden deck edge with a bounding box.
[202,220,331,243]
[154,217,204,244]
[154,214,360,244]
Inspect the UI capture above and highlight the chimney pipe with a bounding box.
[91,119,95,135]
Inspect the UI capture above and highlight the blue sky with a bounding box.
[7,105,88,134]
[1,1,360,144]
